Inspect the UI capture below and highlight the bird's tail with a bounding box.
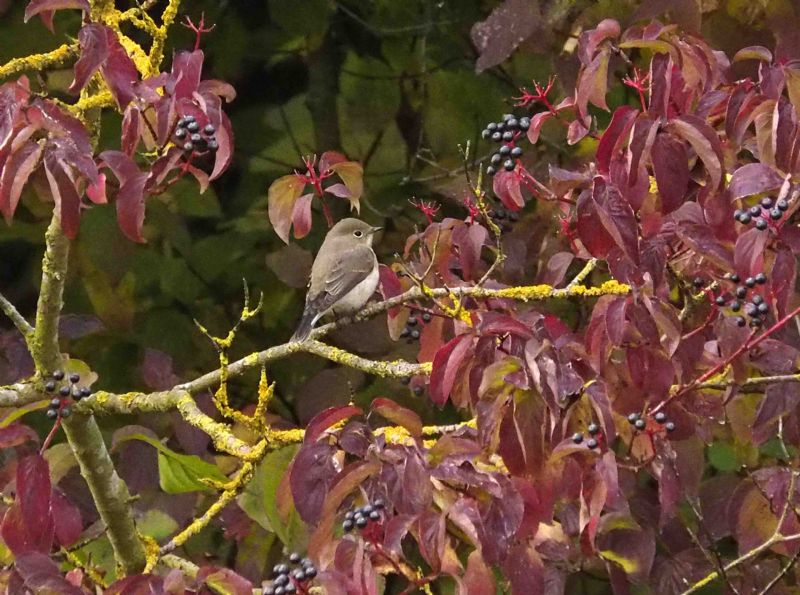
[291,309,316,342]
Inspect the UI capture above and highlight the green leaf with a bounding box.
[138,509,179,541]
[239,445,305,548]
[117,433,228,493]
[707,441,738,473]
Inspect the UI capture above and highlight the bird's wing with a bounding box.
[305,245,376,315]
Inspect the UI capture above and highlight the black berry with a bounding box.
[627,412,639,424]
[342,519,353,532]
[751,317,763,327]
[586,438,598,449]
[400,327,410,338]
[572,432,583,444]
[186,121,200,133]
[44,381,55,392]
[755,218,768,230]
[735,316,746,327]
[373,498,385,509]
[777,198,789,211]
[745,277,756,288]
[503,159,515,171]
[490,153,502,166]
[715,296,726,306]
[407,317,417,327]
[369,510,380,521]
[735,286,747,299]
[410,329,420,340]
[749,206,761,216]
[665,421,676,433]
[481,129,490,139]
[654,411,667,423]
[46,409,58,419]
[634,418,646,430]
[183,142,194,152]
[733,209,743,220]
[207,140,219,151]
[50,398,61,408]
[487,123,497,132]
[491,132,502,142]
[518,117,531,130]
[422,312,432,322]
[693,277,704,288]
[355,516,368,529]
[486,166,497,176]
[730,274,740,283]
[510,146,523,158]
[738,213,751,224]
[52,371,64,380]
[587,423,599,436]
[751,294,763,305]
[60,406,71,418]
[755,273,767,284]
[757,302,769,314]
[204,124,215,135]
[770,208,782,220]
[59,386,70,397]
[730,301,741,312]
[761,197,773,208]
[304,567,317,579]
[80,387,92,398]
[289,552,301,564]
[413,386,424,396]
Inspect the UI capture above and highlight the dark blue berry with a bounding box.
[572,432,583,444]
[735,286,747,298]
[757,302,769,314]
[52,371,64,380]
[413,386,423,396]
[627,412,639,424]
[745,277,756,288]
[487,123,497,132]
[186,121,200,133]
[44,381,55,392]
[755,273,767,284]
[738,213,751,224]
[735,316,746,327]
[304,567,317,578]
[499,145,511,156]
[755,218,768,230]
[506,118,519,129]
[369,510,380,521]
[761,197,773,208]
[730,274,740,283]
[204,124,215,135]
[207,140,219,151]
[355,515,368,528]
[486,166,497,176]
[422,312,432,322]
[50,398,61,408]
[634,418,646,430]
[749,206,762,216]
[587,423,599,436]
[518,117,530,130]
[46,409,58,419]
[502,131,514,141]
[586,438,598,449]
[777,198,789,211]
[770,208,782,220]
[80,387,92,398]
[175,128,186,139]
[751,294,763,305]
[60,406,71,418]
[665,421,676,432]
[481,129,490,139]
[289,552,301,564]
[373,499,385,509]
[715,296,726,306]
[59,386,70,397]
[410,329,420,340]
[511,146,523,158]
[654,411,667,423]
[751,317,763,327]
[491,132,502,142]
[183,142,194,152]
[730,301,741,312]
[733,209,743,220]
[503,159,515,171]
[490,153,502,165]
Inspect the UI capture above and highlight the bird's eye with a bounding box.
[353,230,363,238]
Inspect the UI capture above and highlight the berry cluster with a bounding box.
[715,272,769,328]
[733,196,789,231]
[44,371,91,420]
[174,115,219,155]
[481,114,530,177]
[263,553,317,595]
[399,312,432,344]
[342,499,385,533]
[571,422,601,449]
[487,205,519,233]
[627,411,675,434]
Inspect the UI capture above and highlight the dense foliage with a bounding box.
[1,1,800,594]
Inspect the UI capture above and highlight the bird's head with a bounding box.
[328,218,381,246]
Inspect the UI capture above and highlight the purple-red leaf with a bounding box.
[70,24,138,107]
[51,489,81,547]
[430,334,474,407]
[0,139,42,222]
[24,0,88,22]
[667,115,724,189]
[0,424,38,447]
[651,132,689,213]
[289,441,337,524]
[169,50,204,100]
[371,398,423,438]
[99,151,148,242]
[197,567,252,595]
[291,193,314,239]
[43,149,82,239]
[304,405,363,444]
[597,107,638,175]
[470,0,542,73]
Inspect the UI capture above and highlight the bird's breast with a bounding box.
[332,265,380,314]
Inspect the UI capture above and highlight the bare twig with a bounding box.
[0,291,33,341]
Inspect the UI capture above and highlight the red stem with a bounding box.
[40,416,62,454]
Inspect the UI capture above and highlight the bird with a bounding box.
[291,218,381,342]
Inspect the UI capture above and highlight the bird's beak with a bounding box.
[370,226,382,234]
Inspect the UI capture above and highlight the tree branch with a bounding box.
[0,43,78,80]
[0,291,34,342]
[32,212,146,574]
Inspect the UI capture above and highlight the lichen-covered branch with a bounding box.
[0,291,33,344]
[0,43,78,81]
[32,211,146,574]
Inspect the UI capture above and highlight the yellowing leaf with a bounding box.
[267,174,306,243]
[329,160,363,211]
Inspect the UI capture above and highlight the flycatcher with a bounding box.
[291,218,381,341]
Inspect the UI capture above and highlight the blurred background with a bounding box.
[1,0,799,579]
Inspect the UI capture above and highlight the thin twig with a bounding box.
[0,291,34,340]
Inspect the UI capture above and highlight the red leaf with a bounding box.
[169,50,204,100]
[1,455,55,554]
[592,177,639,263]
[597,106,637,174]
[106,574,165,595]
[197,567,252,595]
[576,50,611,116]
[667,115,724,189]
[577,18,621,64]
[291,192,314,239]
[43,150,82,239]
[452,222,488,281]
[51,490,82,547]
[24,0,88,22]
[492,170,525,210]
[627,115,658,185]
[0,424,38,448]
[771,245,796,317]
[209,111,234,181]
[319,150,347,171]
[733,228,768,278]
[121,107,141,156]
[15,552,84,595]
[304,405,363,444]
[429,334,474,406]
[651,132,689,213]
[378,264,403,318]
[648,52,672,118]
[267,174,306,243]
[470,0,542,73]
[371,398,423,438]
[69,24,111,95]
[99,151,148,242]
[462,550,495,595]
[0,139,42,222]
[526,111,553,144]
[70,24,138,107]
[86,172,107,205]
[289,441,337,524]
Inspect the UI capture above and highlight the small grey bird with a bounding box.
[291,218,381,341]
